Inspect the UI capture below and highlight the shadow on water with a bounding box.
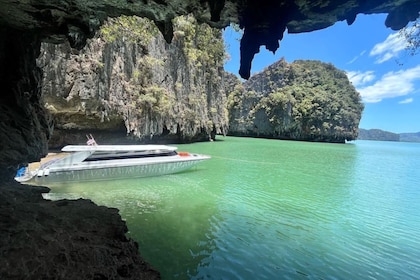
[45,165,224,279]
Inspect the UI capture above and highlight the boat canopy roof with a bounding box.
[62,144,178,152]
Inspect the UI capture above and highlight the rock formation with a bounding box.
[1,1,419,80]
[0,181,160,279]
[0,1,419,278]
[1,0,419,178]
[236,0,420,79]
[38,16,228,147]
[0,28,52,179]
[227,59,364,143]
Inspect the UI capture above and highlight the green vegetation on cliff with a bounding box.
[227,59,364,143]
[101,15,227,141]
[100,16,159,46]
[41,17,363,145]
[39,15,228,144]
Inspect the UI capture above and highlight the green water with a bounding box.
[45,137,420,279]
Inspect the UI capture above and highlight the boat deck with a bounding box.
[27,152,70,172]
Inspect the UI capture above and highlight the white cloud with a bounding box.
[369,33,407,64]
[356,65,420,103]
[347,50,366,64]
[347,56,358,64]
[346,70,375,87]
[399,98,414,104]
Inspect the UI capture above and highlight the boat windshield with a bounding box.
[83,150,178,162]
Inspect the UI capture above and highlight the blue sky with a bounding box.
[223,14,420,133]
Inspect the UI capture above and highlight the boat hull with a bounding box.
[21,154,209,185]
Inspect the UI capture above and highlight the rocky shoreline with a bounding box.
[0,181,160,279]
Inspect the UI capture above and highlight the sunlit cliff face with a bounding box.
[1,0,419,179]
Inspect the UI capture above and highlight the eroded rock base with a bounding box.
[0,182,160,279]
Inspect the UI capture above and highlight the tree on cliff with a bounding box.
[400,14,420,56]
[227,59,364,143]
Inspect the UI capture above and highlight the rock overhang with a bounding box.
[1,0,419,78]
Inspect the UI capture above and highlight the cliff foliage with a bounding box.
[227,59,364,143]
[399,15,420,56]
[38,15,228,145]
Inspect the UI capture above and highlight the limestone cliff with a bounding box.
[227,59,364,143]
[2,0,419,177]
[38,16,228,147]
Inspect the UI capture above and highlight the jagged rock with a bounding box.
[1,0,418,80]
[0,182,160,279]
[237,0,420,78]
[0,28,52,179]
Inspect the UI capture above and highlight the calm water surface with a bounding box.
[45,137,420,279]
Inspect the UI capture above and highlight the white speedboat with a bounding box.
[15,143,210,184]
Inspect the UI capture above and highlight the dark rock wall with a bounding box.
[0,182,160,279]
[0,28,53,179]
[2,0,418,80]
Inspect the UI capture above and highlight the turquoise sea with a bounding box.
[44,137,420,279]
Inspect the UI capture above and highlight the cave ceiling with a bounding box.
[1,0,419,79]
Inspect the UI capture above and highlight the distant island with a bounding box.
[400,132,420,142]
[358,128,420,142]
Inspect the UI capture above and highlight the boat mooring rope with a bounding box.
[210,155,282,165]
